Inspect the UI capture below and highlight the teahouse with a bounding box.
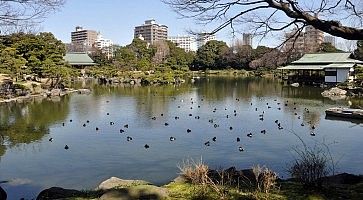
[279,53,363,84]
[64,53,97,68]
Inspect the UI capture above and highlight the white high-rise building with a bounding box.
[168,36,197,52]
[242,33,253,46]
[197,33,216,49]
[95,34,113,58]
[324,35,336,47]
[134,19,168,44]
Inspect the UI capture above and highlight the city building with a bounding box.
[283,26,324,54]
[324,35,336,47]
[242,33,253,46]
[95,34,114,58]
[168,35,197,52]
[196,33,216,49]
[134,19,168,44]
[71,26,98,48]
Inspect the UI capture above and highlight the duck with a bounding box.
[237,137,241,142]
[204,141,210,146]
[268,106,271,109]
[187,129,191,133]
[247,133,253,138]
[310,132,316,136]
[275,120,279,124]
[214,124,219,128]
[152,117,157,120]
[212,137,217,142]
[127,136,133,141]
[83,124,86,127]
[64,145,69,150]
[165,123,169,126]
[312,126,316,130]
[170,137,176,141]
[62,123,65,126]
[110,122,114,125]
[49,138,53,142]
[96,127,99,131]
[198,106,201,108]
[175,116,179,120]
[144,144,150,149]
[86,120,90,123]
[161,114,164,116]
[261,130,266,134]
[238,147,244,152]
[107,113,110,116]
[195,116,200,119]
[259,117,264,121]
[69,119,73,122]
[189,114,193,116]
[229,126,233,130]
[124,124,129,128]
[255,108,258,111]
[226,115,229,118]
[120,129,125,133]
[178,106,181,108]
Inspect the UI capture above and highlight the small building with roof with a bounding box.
[64,53,97,68]
[279,53,363,84]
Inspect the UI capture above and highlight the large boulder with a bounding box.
[36,187,83,200]
[97,177,150,190]
[322,87,347,97]
[100,185,168,200]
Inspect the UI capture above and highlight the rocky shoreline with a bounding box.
[0,88,91,104]
[0,170,361,200]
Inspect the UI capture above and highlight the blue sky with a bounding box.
[42,0,234,46]
[40,0,352,49]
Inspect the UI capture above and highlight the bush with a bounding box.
[252,165,278,194]
[288,142,335,188]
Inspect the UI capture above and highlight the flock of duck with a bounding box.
[50,97,316,152]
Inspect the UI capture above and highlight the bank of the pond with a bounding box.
[27,171,363,200]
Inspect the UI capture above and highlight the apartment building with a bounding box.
[196,33,216,49]
[284,26,324,54]
[324,35,337,47]
[95,34,114,58]
[71,26,98,47]
[242,33,253,46]
[134,19,168,44]
[168,36,197,52]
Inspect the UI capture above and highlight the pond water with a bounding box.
[0,77,363,199]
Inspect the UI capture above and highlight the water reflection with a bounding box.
[0,97,70,155]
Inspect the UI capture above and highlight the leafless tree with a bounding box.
[0,0,65,33]
[163,0,363,41]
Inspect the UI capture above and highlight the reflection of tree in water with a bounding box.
[303,110,321,130]
[194,77,282,101]
[350,98,363,109]
[92,84,191,123]
[0,97,70,157]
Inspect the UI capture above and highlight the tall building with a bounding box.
[324,35,336,47]
[71,26,98,48]
[168,35,197,52]
[95,34,113,58]
[134,19,168,44]
[196,33,216,49]
[242,33,253,46]
[304,26,324,53]
[283,26,324,54]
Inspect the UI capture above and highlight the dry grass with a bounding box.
[252,165,278,194]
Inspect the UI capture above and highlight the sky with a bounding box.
[40,0,354,50]
[42,0,237,46]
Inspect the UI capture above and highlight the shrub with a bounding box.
[252,165,278,194]
[288,143,335,188]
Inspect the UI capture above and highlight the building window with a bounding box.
[325,70,337,76]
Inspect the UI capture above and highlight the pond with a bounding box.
[1,77,363,199]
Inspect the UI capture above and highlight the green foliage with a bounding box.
[353,40,363,61]
[318,43,344,53]
[193,40,229,70]
[0,32,69,84]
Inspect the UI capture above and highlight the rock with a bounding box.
[291,83,300,87]
[130,80,135,85]
[0,186,7,200]
[97,177,150,190]
[100,185,168,200]
[78,89,91,95]
[172,176,188,184]
[36,187,83,200]
[50,89,61,97]
[322,87,347,98]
